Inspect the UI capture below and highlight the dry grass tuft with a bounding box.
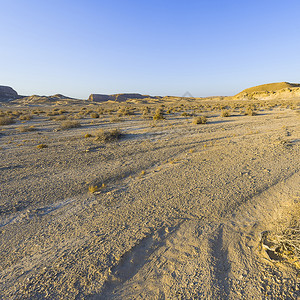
[192,116,207,124]
[0,117,15,125]
[59,120,81,130]
[261,203,300,266]
[88,185,98,194]
[95,128,122,142]
[17,126,36,132]
[90,112,100,118]
[19,115,32,121]
[221,110,231,117]
[37,144,48,149]
[153,108,165,120]
[245,108,257,116]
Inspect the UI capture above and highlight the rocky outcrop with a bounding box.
[89,93,149,102]
[0,86,18,101]
[88,94,113,102]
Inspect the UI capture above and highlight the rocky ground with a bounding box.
[0,101,299,299]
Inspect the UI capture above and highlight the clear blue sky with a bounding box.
[1,0,300,99]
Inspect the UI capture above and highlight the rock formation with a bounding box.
[89,93,149,102]
[0,85,18,101]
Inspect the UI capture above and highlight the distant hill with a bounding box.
[12,94,85,105]
[234,82,300,100]
[89,93,157,102]
[0,85,18,102]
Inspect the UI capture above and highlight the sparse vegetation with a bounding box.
[17,126,36,132]
[153,108,165,120]
[19,114,32,121]
[245,108,257,116]
[192,116,207,124]
[95,128,122,142]
[88,185,98,194]
[37,144,48,149]
[90,112,100,118]
[59,120,81,130]
[221,110,231,117]
[0,117,15,125]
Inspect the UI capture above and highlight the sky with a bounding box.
[1,0,300,99]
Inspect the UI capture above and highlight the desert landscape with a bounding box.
[0,82,299,299]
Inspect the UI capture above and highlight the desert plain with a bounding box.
[0,85,300,299]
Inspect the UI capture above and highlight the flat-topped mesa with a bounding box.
[88,93,149,102]
[0,85,18,101]
[88,94,113,102]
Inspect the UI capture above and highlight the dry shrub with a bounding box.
[261,203,300,266]
[153,108,165,120]
[59,120,81,130]
[46,111,60,116]
[109,116,122,123]
[95,128,122,142]
[245,108,257,116]
[17,126,36,132]
[192,116,207,124]
[181,112,192,117]
[37,144,48,149]
[88,185,98,194]
[221,110,231,117]
[49,115,68,121]
[0,117,15,125]
[117,107,134,116]
[90,112,100,118]
[19,114,32,121]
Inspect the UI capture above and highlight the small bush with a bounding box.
[95,128,122,142]
[84,133,92,138]
[0,117,15,125]
[221,110,231,117]
[59,120,81,130]
[181,112,192,117]
[46,111,60,116]
[88,185,98,194]
[192,116,207,124]
[17,126,36,132]
[117,107,134,116]
[90,112,100,118]
[109,116,122,123]
[53,115,67,121]
[245,108,257,116]
[153,108,165,120]
[19,115,32,121]
[142,106,150,115]
[37,144,48,149]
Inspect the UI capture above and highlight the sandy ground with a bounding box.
[0,104,299,299]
